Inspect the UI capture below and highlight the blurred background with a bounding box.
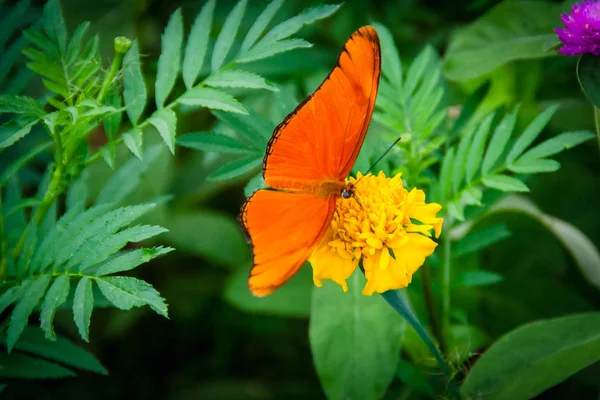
[3,0,600,398]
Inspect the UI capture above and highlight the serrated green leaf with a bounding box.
[76,225,168,272]
[0,285,25,315]
[103,90,122,141]
[452,124,476,194]
[205,69,278,91]
[372,23,402,90]
[506,105,559,163]
[148,108,177,153]
[454,224,511,257]
[240,0,283,53]
[123,40,146,125]
[54,204,157,271]
[40,275,70,341]
[182,0,215,89]
[520,130,594,160]
[236,38,312,63]
[96,276,168,317]
[73,277,93,342]
[244,172,266,197]
[66,21,90,65]
[7,276,51,352]
[259,3,340,44]
[481,106,519,174]
[43,0,67,55]
[12,327,107,375]
[482,174,529,192]
[155,8,183,108]
[0,95,44,117]
[211,0,247,71]
[310,271,405,400]
[447,200,465,221]
[507,158,560,174]
[0,120,38,148]
[16,221,37,278]
[0,0,29,50]
[404,46,433,98]
[466,113,494,184]
[123,128,143,160]
[451,83,490,135]
[461,313,600,400]
[0,352,75,379]
[577,53,600,109]
[207,155,262,181]
[177,132,257,154]
[453,270,504,288]
[213,109,270,146]
[66,171,87,213]
[179,87,248,114]
[97,247,174,276]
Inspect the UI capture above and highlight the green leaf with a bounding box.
[240,0,283,52]
[452,125,476,194]
[164,211,249,267]
[75,225,168,272]
[482,107,519,174]
[244,173,266,197]
[211,0,247,71]
[179,87,248,114]
[0,120,38,148]
[43,0,68,55]
[182,0,215,89]
[66,21,90,65]
[310,271,405,400]
[490,196,600,292]
[443,1,561,81]
[454,224,511,257]
[0,95,44,117]
[482,174,529,192]
[97,247,174,276]
[451,83,490,135]
[0,142,53,188]
[236,38,312,64]
[453,271,504,288]
[507,159,560,174]
[224,262,311,317]
[439,147,455,201]
[205,70,278,91]
[96,276,168,318]
[259,3,341,44]
[177,132,256,154]
[73,277,94,342]
[0,352,75,379]
[466,113,494,184]
[148,108,177,154]
[207,155,262,181]
[123,40,146,125]
[12,327,107,375]
[155,8,183,108]
[372,23,402,90]
[40,275,70,340]
[123,128,143,160]
[0,285,25,315]
[520,131,595,160]
[577,53,600,109]
[66,171,88,213]
[461,313,600,400]
[506,105,559,163]
[0,0,29,50]
[7,276,52,352]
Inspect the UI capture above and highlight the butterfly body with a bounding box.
[239,26,381,296]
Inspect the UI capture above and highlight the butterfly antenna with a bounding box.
[355,135,403,183]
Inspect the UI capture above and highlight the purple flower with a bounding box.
[555,0,600,56]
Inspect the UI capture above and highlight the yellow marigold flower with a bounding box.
[309,171,443,295]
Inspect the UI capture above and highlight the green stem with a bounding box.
[441,218,453,345]
[33,163,64,225]
[97,37,132,104]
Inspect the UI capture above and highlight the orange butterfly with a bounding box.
[239,26,381,296]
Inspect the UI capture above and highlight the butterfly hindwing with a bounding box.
[239,189,336,296]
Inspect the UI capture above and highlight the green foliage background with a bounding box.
[1,0,600,399]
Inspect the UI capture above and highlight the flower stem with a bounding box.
[381,289,461,400]
[96,37,131,104]
[441,218,452,346]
